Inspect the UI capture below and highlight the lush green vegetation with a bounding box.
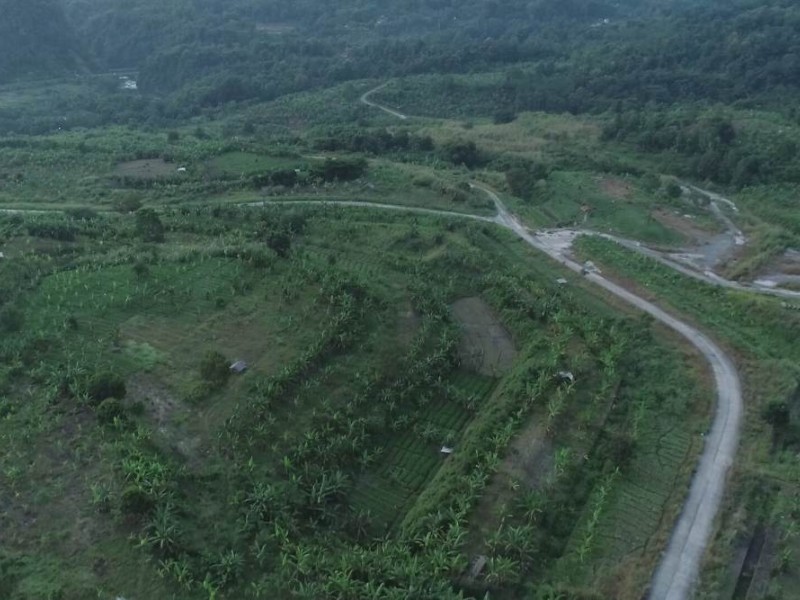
[3,1,800,134]
[2,0,800,598]
[0,0,82,81]
[0,188,708,598]
[573,235,800,599]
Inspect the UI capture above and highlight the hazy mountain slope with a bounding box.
[0,0,83,82]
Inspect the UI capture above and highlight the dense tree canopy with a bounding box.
[0,0,83,81]
[3,0,800,123]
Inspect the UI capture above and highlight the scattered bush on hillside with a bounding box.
[87,372,127,404]
[199,350,230,388]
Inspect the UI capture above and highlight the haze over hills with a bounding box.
[0,0,85,81]
[1,2,800,600]
[4,0,798,115]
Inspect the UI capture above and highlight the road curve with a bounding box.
[359,82,409,120]
[257,186,744,599]
[475,185,743,600]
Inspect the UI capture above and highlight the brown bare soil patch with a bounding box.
[599,177,634,200]
[761,248,800,276]
[651,209,721,245]
[121,310,309,381]
[126,373,206,466]
[500,422,554,488]
[451,297,517,376]
[463,417,553,557]
[397,305,422,347]
[113,158,178,179]
[127,373,181,429]
[0,409,104,556]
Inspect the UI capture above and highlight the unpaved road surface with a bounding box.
[474,185,743,600]
[246,198,491,223]
[538,227,800,301]
[360,82,409,120]
[674,185,745,272]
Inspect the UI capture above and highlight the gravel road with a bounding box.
[476,185,743,600]
[359,82,409,120]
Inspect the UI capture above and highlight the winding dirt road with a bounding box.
[476,185,743,600]
[360,82,409,120]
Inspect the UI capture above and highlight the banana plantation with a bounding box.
[0,203,705,599]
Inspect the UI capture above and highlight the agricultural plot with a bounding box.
[0,200,710,600]
[0,76,749,600]
[205,151,306,178]
[350,371,497,531]
[556,409,703,596]
[364,161,496,215]
[112,158,181,179]
[452,296,518,376]
[572,235,800,598]
[507,170,683,246]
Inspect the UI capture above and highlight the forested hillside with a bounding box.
[0,0,83,82]
[5,0,799,119]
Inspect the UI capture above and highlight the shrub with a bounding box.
[199,351,230,388]
[26,222,77,241]
[493,109,517,124]
[114,196,143,213]
[279,211,307,235]
[309,157,367,182]
[96,398,125,424]
[266,230,291,258]
[412,174,435,188]
[135,208,165,242]
[87,372,127,403]
[762,399,790,430]
[0,306,24,333]
[185,381,213,403]
[665,181,683,198]
[66,207,99,221]
[120,485,154,515]
[132,261,150,278]
[440,139,484,169]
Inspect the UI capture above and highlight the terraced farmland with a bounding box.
[350,372,497,531]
